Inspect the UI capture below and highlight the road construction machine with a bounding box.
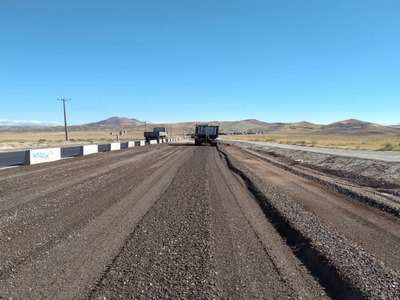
[144,127,167,144]
[194,124,219,145]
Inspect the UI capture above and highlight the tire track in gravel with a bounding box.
[0,146,173,211]
[224,144,400,271]
[90,146,218,299]
[90,146,327,299]
[0,146,183,281]
[0,146,193,299]
[207,148,327,299]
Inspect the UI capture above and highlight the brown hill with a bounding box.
[321,119,398,135]
[2,117,399,136]
[83,117,145,128]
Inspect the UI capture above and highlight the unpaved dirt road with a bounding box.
[225,139,400,162]
[225,145,400,270]
[0,143,399,299]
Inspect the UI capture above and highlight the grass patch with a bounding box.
[378,143,400,151]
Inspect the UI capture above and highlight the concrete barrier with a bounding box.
[61,146,82,158]
[110,143,121,151]
[120,142,129,149]
[0,150,28,167]
[1,137,162,169]
[83,144,98,156]
[27,148,61,165]
[98,144,111,152]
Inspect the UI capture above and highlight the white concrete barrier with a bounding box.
[128,141,135,148]
[149,140,157,145]
[28,148,61,165]
[83,144,98,156]
[139,140,146,146]
[110,143,121,151]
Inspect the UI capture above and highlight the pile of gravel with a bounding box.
[219,144,400,299]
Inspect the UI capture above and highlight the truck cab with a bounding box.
[144,127,168,144]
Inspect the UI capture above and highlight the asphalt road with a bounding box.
[225,139,400,162]
[0,143,398,299]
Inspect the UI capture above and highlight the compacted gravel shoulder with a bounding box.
[91,146,325,299]
[1,142,398,299]
[0,145,190,298]
[220,143,400,299]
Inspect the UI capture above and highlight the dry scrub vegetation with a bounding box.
[0,130,144,151]
[224,133,400,151]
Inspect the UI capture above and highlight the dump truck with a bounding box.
[144,127,168,144]
[194,124,219,145]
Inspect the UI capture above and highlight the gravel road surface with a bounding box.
[224,145,400,270]
[0,143,398,299]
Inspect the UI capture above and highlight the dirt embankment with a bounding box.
[218,144,400,299]
[227,141,400,189]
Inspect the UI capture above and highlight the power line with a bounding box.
[57,98,71,141]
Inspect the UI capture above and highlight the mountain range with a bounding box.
[1,116,399,135]
[78,117,400,135]
[83,117,144,127]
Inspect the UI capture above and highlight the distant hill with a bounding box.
[83,116,145,128]
[218,119,321,134]
[220,119,400,135]
[1,116,399,136]
[320,119,398,135]
[219,119,271,133]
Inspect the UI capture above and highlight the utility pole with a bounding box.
[57,98,71,141]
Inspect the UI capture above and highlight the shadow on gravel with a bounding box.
[167,143,218,147]
[217,145,364,300]
[167,143,195,146]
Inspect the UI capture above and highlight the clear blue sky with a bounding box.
[1,0,399,125]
